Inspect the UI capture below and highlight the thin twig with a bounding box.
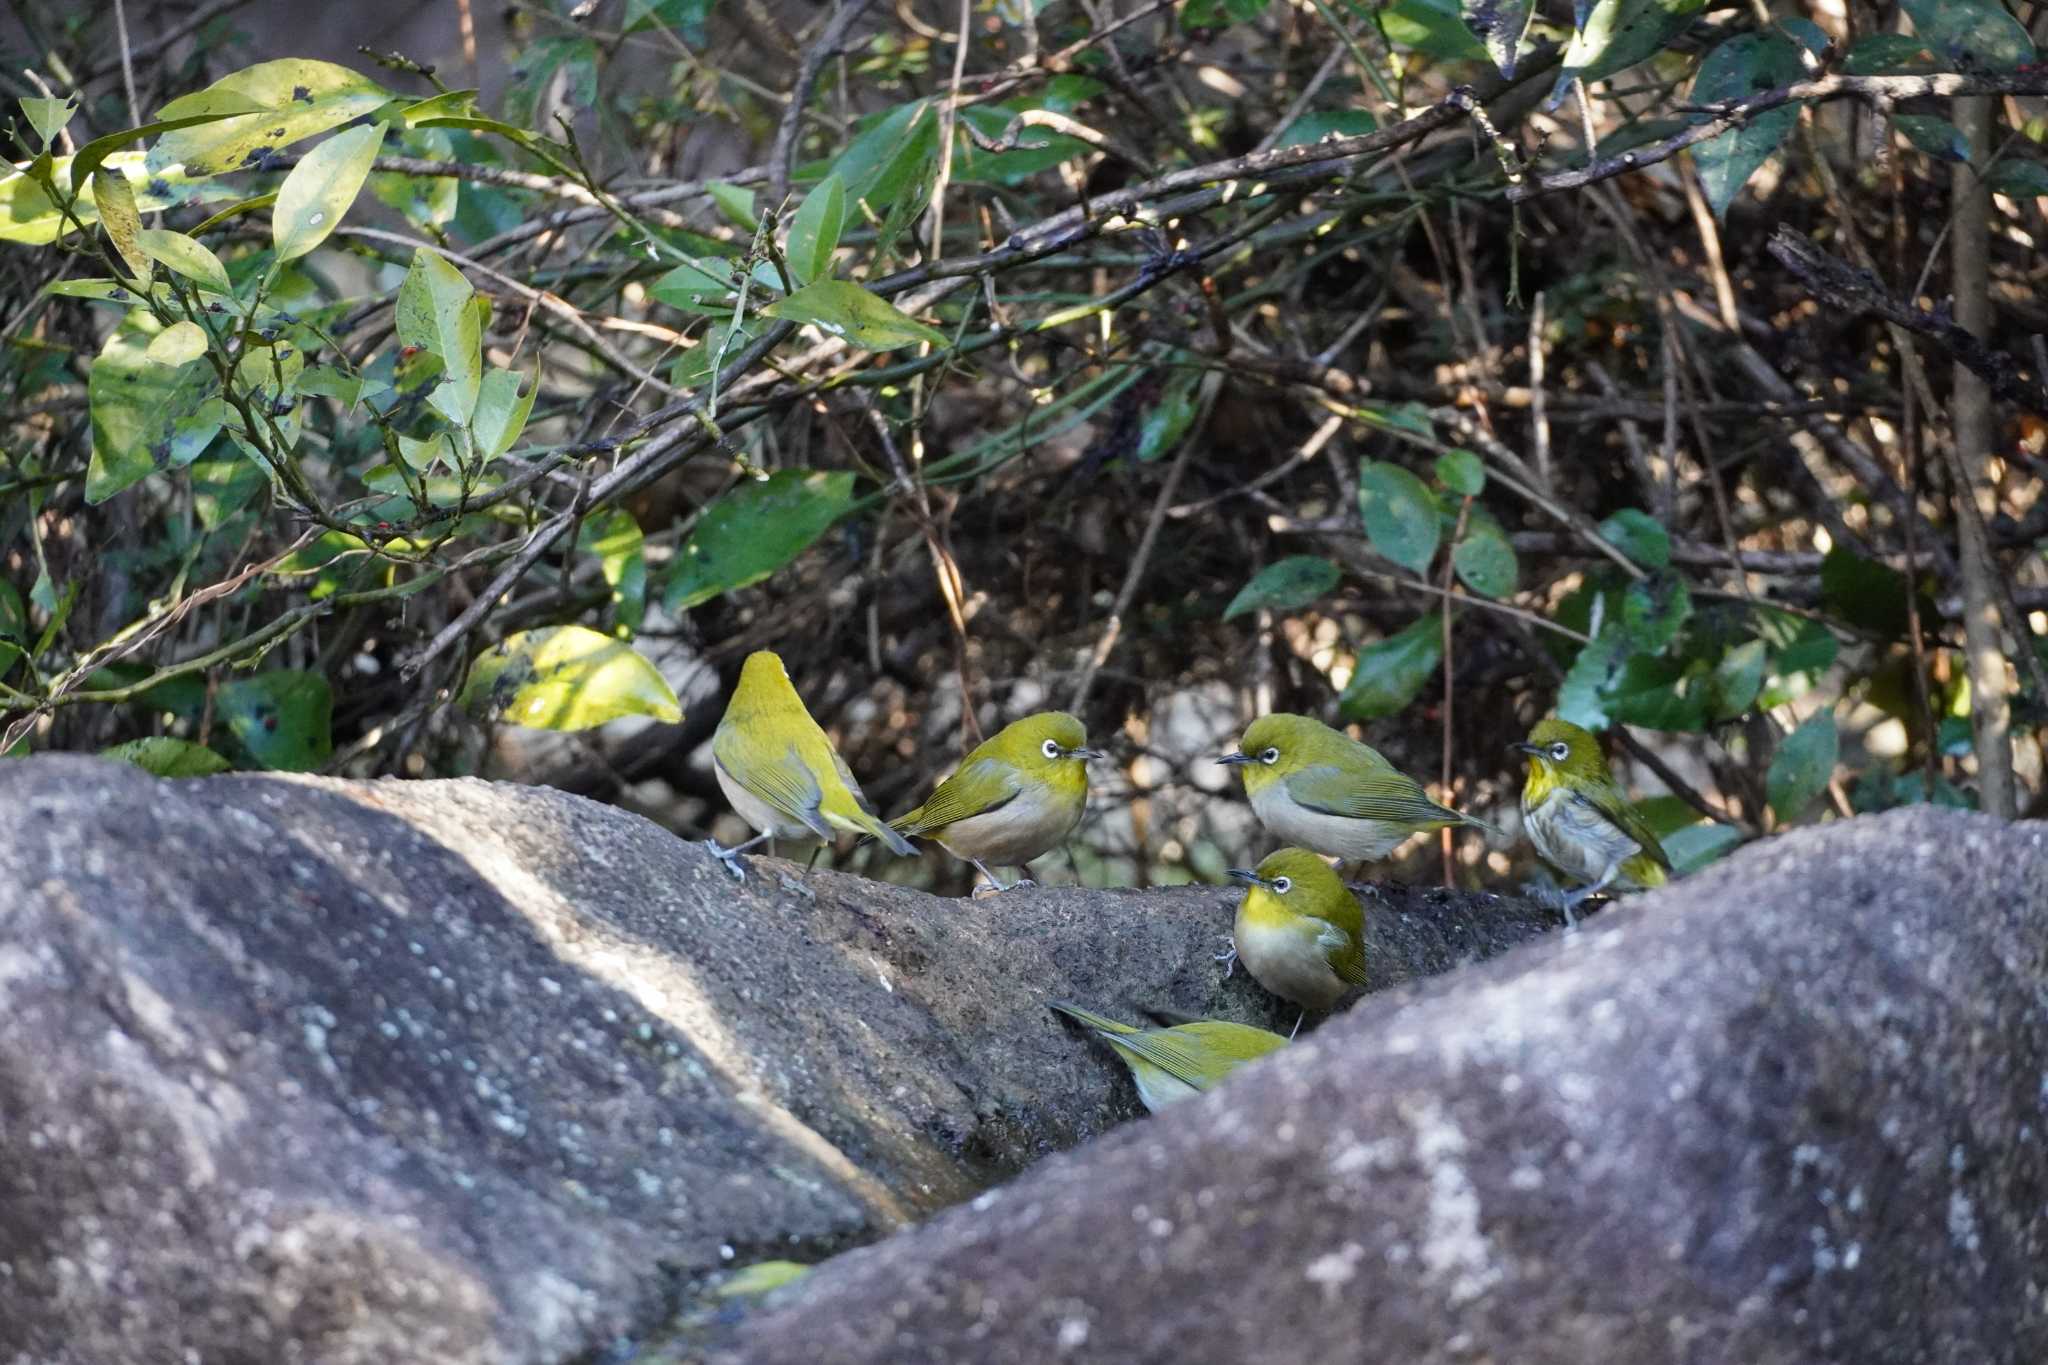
[768,0,877,205]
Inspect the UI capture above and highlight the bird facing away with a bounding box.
[707,650,914,880]
[1219,713,1493,863]
[1227,847,1369,1034]
[1512,717,1671,926]
[1048,1000,1287,1113]
[890,712,1102,893]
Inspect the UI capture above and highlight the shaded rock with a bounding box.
[0,755,1546,1365]
[705,808,2048,1365]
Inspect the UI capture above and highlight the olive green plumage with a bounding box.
[1226,848,1369,1027]
[1513,717,1671,923]
[1219,713,1494,862]
[707,650,913,879]
[891,712,1101,893]
[1048,1000,1287,1113]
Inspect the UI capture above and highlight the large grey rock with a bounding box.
[0,755,1546,1365]
[703,807,2048,1365]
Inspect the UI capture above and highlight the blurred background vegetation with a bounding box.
[1,0,2042,894]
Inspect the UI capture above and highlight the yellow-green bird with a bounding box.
[1226,847,1369,1035]
[1049,1000,1287,1113]
[889,712,1102,893]
[707,650,914,880]
[1512,717,1671,925]
[1219,713,1493,862]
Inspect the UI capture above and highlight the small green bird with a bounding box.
[1219,713,1493,863]
[1048,999,1287,1113]
[1226,847,1369,1034]
[1512,717,1671,925]
[707,650,914,880]
[890,712,1102,893]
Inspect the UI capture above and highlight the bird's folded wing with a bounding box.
[1285,763,1461,826]
[1103,1028,1228,1092]
[1315,920,1371,987]
[890,758,1020,835]
[1575,786,1672,871]
[716,729,832,840]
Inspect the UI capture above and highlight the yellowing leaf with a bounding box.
[146,320,209,366]
[273,122,385,261]
[460,626,682,731]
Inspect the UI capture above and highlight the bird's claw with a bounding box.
[706,839,749,882]
[1214,942,1238,977]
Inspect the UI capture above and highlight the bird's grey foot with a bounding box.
[1215,941,1239,977]
[706,839,750,881]
[1522,878,1572,924]
[1288,1011,1304,1041]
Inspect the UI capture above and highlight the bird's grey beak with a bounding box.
[1068,747,1106,761]
[1510,742,1544,756]
[1227,867,1270,888]
[1217,751,1252,766]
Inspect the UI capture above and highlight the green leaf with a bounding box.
[1435,448,1485,496]
[1384,0,1488,62]
[460,625,681,731]
[1706,638,1766,720]
[1894,114,1969,163]
[1841,33,1941,76]
[1135,373,1200,462]
[760,280,947,350]
[1460,0,1537,77]
[1986,159,2048,198]
[717,1261,812,1299]
[1451,506,1518,598]
[216,670,333,771]
[1358,460,1441,575]
[1556,0,1706,93]
[1620,573,1691,653]
[651,257,744,314]
[1184,0,1270,23]
[1603,653,1706,731]
[87,319,218,503]
[664,469,856,611]
[395,249,482,425]
[1338,612,1444,721]
[1557,634,1622,730]
[673,317,761,389]
[1758,614,1838,708]
[18,95,76,148]
[272,122,385,261]
[135,228,233,295]
[579,509,648,634]
[871,142,940,264]
[787,173,846,285]
[1597,507,1670,569]
[1820,546,1916,639]
[953,105,1094,184]
[101,737,231,777]
[150,59,393,177]
[1224,556,1340,621]
[90,167,150,282]
[1271,109,1380,151]
[830,100,939,211]
[191,451,265,528]
[1663,821,1743,876]
[1690,32,1808,216]
[470,364,537,463]
[146,320,210,366]
[1899,0,2034,73]
[706,180,756,230]
[1767,713,1838,823]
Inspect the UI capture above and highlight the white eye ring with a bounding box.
[1042,739,1062,759]
[1549,742,1570,761]
[1260,747,1280,764]
[1272,875,1293,894]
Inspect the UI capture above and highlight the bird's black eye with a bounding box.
[1260,747,1280,764]
[1272,876,1293,894]
[1042,739,1062,759]
[1549,742,1570,761]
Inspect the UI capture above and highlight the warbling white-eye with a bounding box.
[1219,713,1493,862]
[706,650,914,879]
[1226,847,1369,1035]
[1048,1000,1287,1113]
[1512,717,1671,925]
[889,712,1102,893]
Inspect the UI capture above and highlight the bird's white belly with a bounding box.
[936,785,1080,867]
[1524,791,1639,888]
[714,757,820,841]
[1251,783,1405,861]
[1233,914,1347,1011]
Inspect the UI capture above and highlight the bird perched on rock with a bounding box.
[706,650,913,880]
[1512,717,1671,926]
[1226,847,1369,1034]
[890,712,1102,893]
[1219,713,1492,863]
[1048,1000,1287,1113]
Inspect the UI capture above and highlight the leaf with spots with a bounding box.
[1460,0,1537,77]
[1690,31,1809,217]
[149,59,392,178]
[217,670,333,771]
[272,122,385,261]
[460,626,682,731]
